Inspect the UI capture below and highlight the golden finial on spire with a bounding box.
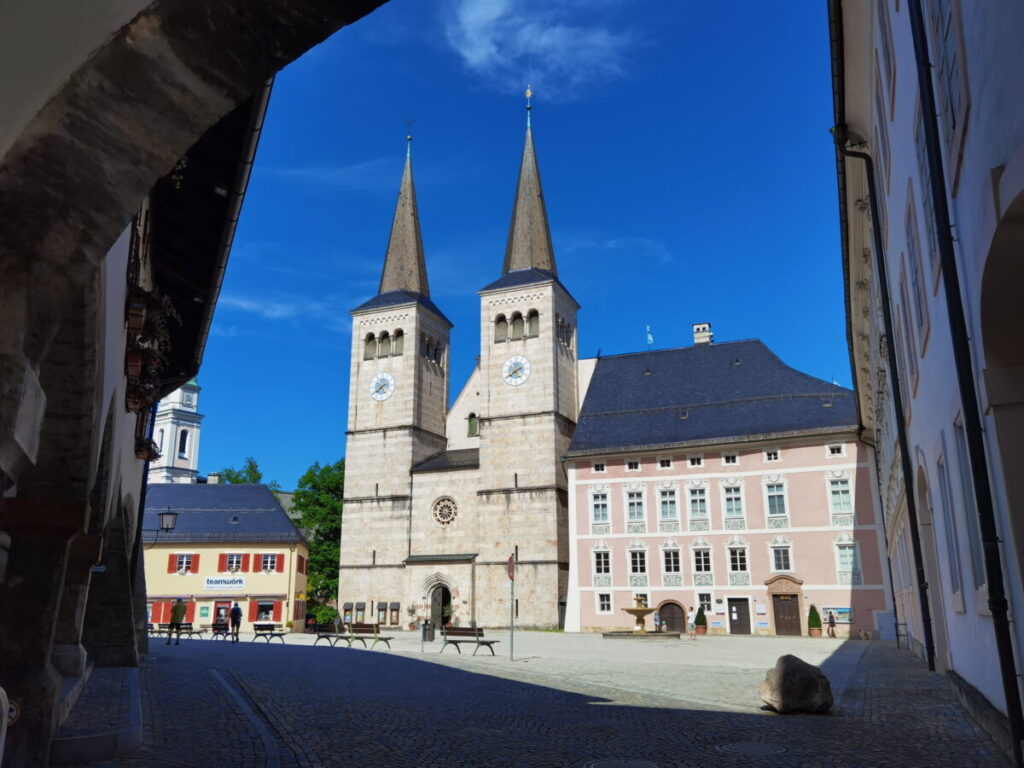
[525,85,533,127]
[405,117,414,157]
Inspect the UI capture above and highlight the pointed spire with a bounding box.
[502,89,557,275]
[379,130,429,296]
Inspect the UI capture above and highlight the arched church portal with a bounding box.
[430,585,452,627]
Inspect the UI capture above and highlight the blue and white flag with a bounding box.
[646,324,654,346]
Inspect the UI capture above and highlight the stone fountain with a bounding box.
[601,595,681,639]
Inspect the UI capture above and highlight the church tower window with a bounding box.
[378,331,391,357]
[393,329,404,355]
[433,343,444,365]
[510,312,524,340]
[526,310,539,338]
[467,413,479,437]
[364,333,376,360]
[495,315,508,343]
[157,429,164,453]
[178,429,189,459]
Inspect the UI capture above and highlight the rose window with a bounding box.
[432,497,458,527]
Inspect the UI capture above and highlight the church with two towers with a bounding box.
[340,115,578,629]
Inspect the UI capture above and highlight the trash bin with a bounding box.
[421,620,435,642]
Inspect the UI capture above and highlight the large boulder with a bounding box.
[759,654,833,714]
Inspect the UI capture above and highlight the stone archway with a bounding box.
[657,600,685,633]
[981,179,1024,595]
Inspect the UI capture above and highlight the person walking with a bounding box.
[827,610,837,639]
[687,605,697,641]
[167,598,187,645]
[229,601,243,643]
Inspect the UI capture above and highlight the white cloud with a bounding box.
[258,156,397,191]
[218,295,300,320]
[442,0,634,99]
[562,234,674,264]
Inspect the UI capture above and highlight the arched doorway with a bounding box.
[981,183,1024,594]
[430,585,452,627]
[658,602,685,632]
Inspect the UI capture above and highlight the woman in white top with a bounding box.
[687,606,697,640]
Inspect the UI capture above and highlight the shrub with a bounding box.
[695,605,707,626]
[808,604,822,629]
[312,604,339,625]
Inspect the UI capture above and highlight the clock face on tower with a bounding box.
[369,372,395,401]
[502,355,531,387]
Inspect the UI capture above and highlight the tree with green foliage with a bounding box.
[695,605,707,627]
[218,457,280,491]
[291,459,344,613]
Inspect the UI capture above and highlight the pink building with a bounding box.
[564,328,892,637]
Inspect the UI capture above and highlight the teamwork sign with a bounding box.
[203,576,246,591]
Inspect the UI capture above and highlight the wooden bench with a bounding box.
[202,622,230,640]
[152,622,204,640]
[440,626,499,656]
[147,623,166,638]
[342,623,393,650]
[313,624,344,647]
[252,622,287,643]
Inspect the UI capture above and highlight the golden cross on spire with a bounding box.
[525,85,533,109]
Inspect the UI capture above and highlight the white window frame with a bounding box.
[936,442,965,610]
[722,484,744,518]
[176,553,194,574]
[593,548,611,575]
[763,448,781,463]
[629,548,648,574]
[591,492,609,523]
[657,456,673,470]
[226,553,242,572]
[596,593,613,614]
[727,544,749,573]
[697,592,713,613]
[256,600,275,621]
[687,454,704,468]
[764,481,788,517]
[659,488,678,520]
[626,459,641,472]
[826,443,846,457]
[828,477,853,514]
[769,538,794,572]
[261,553,277,573]
[722,453,739,466]
[834,536,862,581]
[662,542,681,574]
[692,547,712,573]
[688,487,708,518]
[592,462,606,473]
[626,490,645,522]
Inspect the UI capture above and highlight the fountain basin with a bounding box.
[601,631,682,639]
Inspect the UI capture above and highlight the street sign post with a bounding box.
[507,554,515,661]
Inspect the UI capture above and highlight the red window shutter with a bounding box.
[218,553,227,572]
[241,553,250,572]
[185,601,196,622]
[275,553,284,572]
[160,602,172,622]
[191,554,200,572]
[167,554,176,573]
[273,601,282,622]
[248,601,258,621]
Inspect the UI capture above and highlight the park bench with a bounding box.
[202,622,230,640]
[342,623,393,650]
[147,623,165,638]
[252,622,287,643]
[313,624,344,647]
[439,626,499,656]
[152,622,203,640]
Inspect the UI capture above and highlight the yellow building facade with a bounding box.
[143,484,309,631]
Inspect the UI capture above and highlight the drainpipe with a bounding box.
[827,0,935,671]
[907,2,1024,761]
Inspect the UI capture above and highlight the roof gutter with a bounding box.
[906,2,1024,759]
[827,0,934,671]
[189,77,274,379]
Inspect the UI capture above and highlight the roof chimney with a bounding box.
[692,322,713,345]
[207,472,220,484]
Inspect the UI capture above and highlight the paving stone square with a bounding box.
[69,630,1008,767]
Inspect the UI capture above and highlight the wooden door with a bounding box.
[772,594,801,636]
[659,603,685,632]
[728,598,751,635]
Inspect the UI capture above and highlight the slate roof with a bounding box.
[143,483,307,545]
[502,127,557,275]
[479,268,579,306]
[568,340,857,456]
[412,448,480,473]
[352,290,452,326]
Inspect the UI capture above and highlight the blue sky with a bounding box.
[197,0,847,490]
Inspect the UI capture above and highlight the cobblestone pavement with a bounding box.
[71,631,1008,767]
[57,667,131,738]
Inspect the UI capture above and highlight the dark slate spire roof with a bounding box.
[568,340,857,456]
[502,127,557,275]
[143,484,307,545]
[478,267,579,306]
[379,149,429,296]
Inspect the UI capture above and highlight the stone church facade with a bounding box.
[340,122,578,629]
